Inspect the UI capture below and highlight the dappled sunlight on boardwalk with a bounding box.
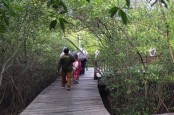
[20,67,110,115]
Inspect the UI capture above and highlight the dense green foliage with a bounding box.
[0,0,68,114]
[1,0,174,115]
[88,1,174,114]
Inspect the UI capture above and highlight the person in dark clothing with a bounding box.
[57,47,75,90]
[77,48,88,75]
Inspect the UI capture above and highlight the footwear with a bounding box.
[73,80,78,84]
[73,80,76,84]
[76,80,79,84]
[67,87,70,91]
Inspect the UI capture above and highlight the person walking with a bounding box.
[77,48,88,75]
[72,53,82,84]
[57,47,75,90]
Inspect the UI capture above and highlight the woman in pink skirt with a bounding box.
[73,53,82,84]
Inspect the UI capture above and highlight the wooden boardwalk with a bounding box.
[20,68,110,115]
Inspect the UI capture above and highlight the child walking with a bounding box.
[73,54,82,84]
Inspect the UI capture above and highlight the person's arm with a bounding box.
[57,58,62,72]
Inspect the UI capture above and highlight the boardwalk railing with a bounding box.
[94,56,110,80]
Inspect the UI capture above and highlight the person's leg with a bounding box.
[61,71,66,87]
[72,71,75,83]
[81,59,85,74]
[66,72,73,90]
[74,75,78,84]
[86,61,88,70]
[73,71,78,84]
[83,60,87,73]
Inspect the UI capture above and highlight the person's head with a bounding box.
[62,47,67,52]
[74,53,78,60]
[63,47,69,54]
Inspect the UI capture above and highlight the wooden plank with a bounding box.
[20,68,110,115]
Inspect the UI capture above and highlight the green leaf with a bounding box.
[49,20,57,30]
[109,7,128,24]
[59,18,68,32]
[118,9,128,25]
[48,11,56,17]
[3,1,9,9]
[109,7,119,18]
[86,0,90,3]
[125,0,130,7]
[14,5,23,12]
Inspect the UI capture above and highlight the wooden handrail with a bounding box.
[94,57,109,80]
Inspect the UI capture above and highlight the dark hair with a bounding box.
[63,47,69,54]
[74,53,78,59]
